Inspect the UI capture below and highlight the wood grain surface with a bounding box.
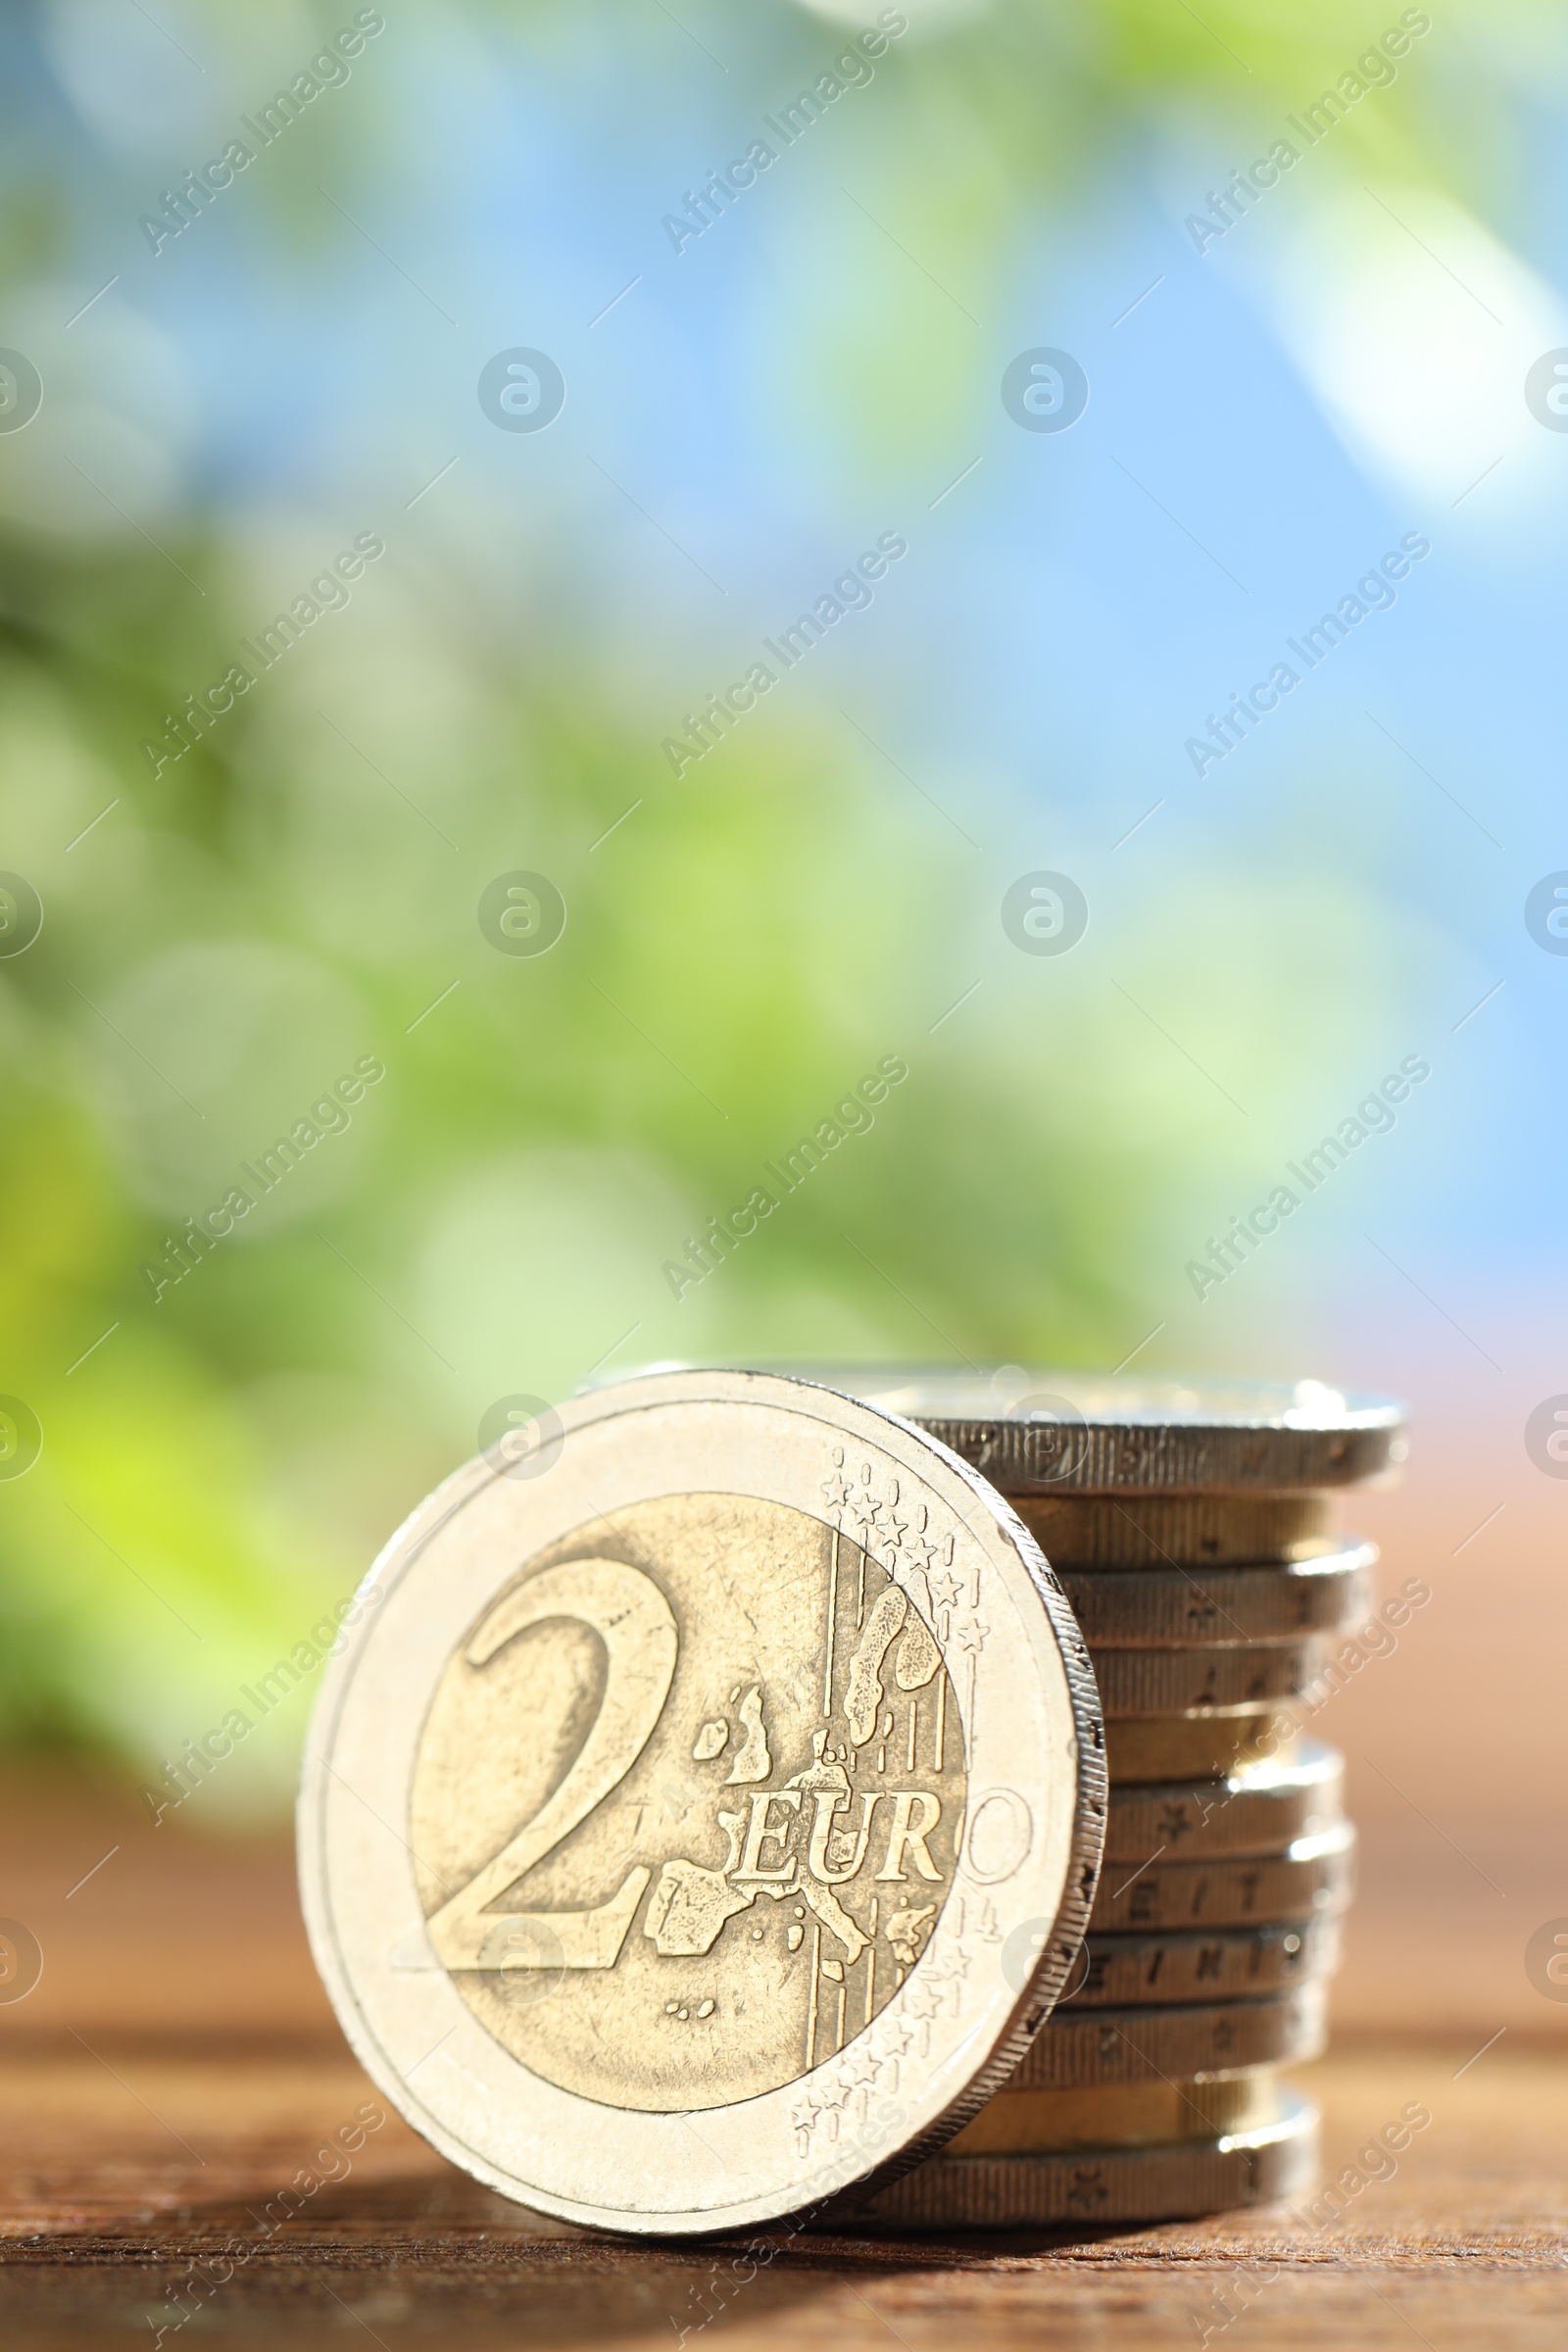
[2,1757,1564,2347]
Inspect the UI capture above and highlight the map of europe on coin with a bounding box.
[298,1371,1104,2232]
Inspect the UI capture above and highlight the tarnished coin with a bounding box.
[1089,1823,1355,1932]
[1059,1916,1340,2008]
[1094,1640,1331,1719]
[1062,1542,1376,1645]
[1106,1706,1299,1784]
[1010,1982,1329,2087]
[840,2092,1319,2228]
[946,2066,1276,2153]
[298,1369,1104,2236]
[739,1366,1406,1494]
[1016,1492,1339,1569]
[1105,1741,1345,1860]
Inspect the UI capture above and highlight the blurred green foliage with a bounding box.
[0,0,1519,1802]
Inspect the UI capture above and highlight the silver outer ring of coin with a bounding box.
[696,1366,1406,1494]
[835,2092,1319,2228]
[1063,1543,1376,1645]
[1094,1638,1333,1718]
[1088,1822,1356,1933]
[1060,1916,1341,2009]
[297,1369,1105,2237]
[1105,1740,1345,1861]
[1009,1982,1329,2088]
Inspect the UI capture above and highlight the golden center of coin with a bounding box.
[410,1493,966,2110]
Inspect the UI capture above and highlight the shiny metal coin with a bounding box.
[1094,1640,1332,1718]
[1015,1491,1340,1568]
[1062,1542,1376,1644]
[718,1366,1405,1494]
[1088,1823,1355,1932]
[1106,1706,1300,1784]
[1105,1740,1345,1860]
[298,1369,1104,2236]
[1009,1982,1328,2087]
[946,2065,1277,2152]
[837,2091,1319,2228]
[1060,1916,1340,2008]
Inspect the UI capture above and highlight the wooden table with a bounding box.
[3,1764,1565,2346]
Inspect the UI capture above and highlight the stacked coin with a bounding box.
[806,1369,1405,2230]
[300,1369,1111,2236]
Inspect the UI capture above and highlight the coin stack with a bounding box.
[308,1363,1406,2239]
[824,1370,1405,2230]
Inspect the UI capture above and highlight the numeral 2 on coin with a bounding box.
[426,1559,677,1972]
